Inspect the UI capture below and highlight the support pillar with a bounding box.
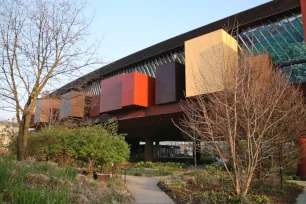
[301,0,306,39]
[145,138,153,162]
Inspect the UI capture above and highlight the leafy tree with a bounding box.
[28,125,72,161]
[70,125,129,174]
[27,120,130,174]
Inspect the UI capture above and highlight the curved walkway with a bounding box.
[126,176,175,204]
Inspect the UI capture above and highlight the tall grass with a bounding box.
[0,155,75,204]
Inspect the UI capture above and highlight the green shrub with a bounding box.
[201,155,216,164]
[205,164,223,172]
[106,178,124,188]
[249,195,273,204]
[134,161,145,168]
[284,175,293,180]
[294,175,301,180]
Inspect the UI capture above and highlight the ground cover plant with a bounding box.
[0,155,134,204]
[158,165,304,204]
[125,161,189,177]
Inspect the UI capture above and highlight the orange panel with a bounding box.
[122,72,155,107]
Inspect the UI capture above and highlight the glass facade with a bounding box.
[237,12,306,82]
[87,12,306,95]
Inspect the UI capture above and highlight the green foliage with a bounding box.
[125,168,173,177]
[201,155,216,165]
[205,164,223,172]
[133,161,187,169]
[13,188,69,204]
[28,120,130,172]
[28,125,73,160]
[0,155,72,203]
[249,195,273,204]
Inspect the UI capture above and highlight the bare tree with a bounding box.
[0,0,100,160]
[177,46,306,196]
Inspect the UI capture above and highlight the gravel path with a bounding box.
[126,176,175,204]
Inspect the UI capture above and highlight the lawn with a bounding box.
[0,155,135,204]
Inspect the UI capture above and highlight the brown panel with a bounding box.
[34,98,60,123]
[100,75,123,113]
[59,91,86,119]
[250,54,273,83]
[122,72,155,107]
[89,95,100,117]
[70,91,86,118]
[155,62,185,104]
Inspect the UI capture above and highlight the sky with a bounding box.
[1,0,271,120]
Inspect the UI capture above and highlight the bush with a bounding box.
[205,164,223,172]
[249,195,273,204]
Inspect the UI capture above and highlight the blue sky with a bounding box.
[1,0,270,119]
[88,0,270,64]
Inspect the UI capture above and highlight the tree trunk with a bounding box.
[88,158,96,175]
[17,114,31,160]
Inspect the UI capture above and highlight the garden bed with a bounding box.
[158,169,304,204]
[0,155,135,204]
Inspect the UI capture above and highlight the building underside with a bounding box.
[33,0,306,174]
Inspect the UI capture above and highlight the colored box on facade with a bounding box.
[250,54,274,82]
[89,95,100,117]
[100,75,123,113]
[185,29,238,97]
[59,91,87,119]
[122,72,155,107]
[155,62,185,104]
[34,98,60,123]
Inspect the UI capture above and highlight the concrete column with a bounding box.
[145,138,153,162]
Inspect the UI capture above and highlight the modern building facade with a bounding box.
[34,0,306,173]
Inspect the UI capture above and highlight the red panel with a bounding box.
[89,95,100,117]
[122,73,135,106]
[100,75,123,113]
[122,72,155,107]
[298,137,306,176]
[301,0,306,39]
